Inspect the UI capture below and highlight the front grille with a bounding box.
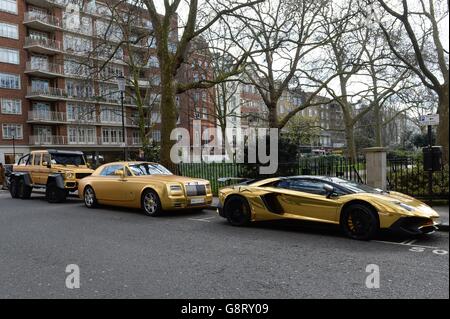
[185,184,206,196]
[76,173,92,180]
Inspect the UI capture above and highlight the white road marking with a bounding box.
[373,240,439,249]
[188,216,216,222]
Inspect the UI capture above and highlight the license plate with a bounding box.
[190,198,205,205]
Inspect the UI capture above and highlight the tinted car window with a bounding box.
[33,153,42,166]
[99,165,124,176]
[42,154,51,166]
[128,163,172,176]
[278,178,330,195]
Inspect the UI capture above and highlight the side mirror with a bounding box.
[113,169,125,178]
[43,162,51,168]
[323,184,335,198]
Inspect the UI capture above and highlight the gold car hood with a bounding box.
[358,191,439,218]
[132,174,208,184]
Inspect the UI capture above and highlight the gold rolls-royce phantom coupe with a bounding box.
[78,162,213,216]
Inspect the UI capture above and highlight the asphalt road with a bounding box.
[0,191,448,299]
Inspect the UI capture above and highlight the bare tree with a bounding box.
[377,0,449,161]
[360,32,414,147]
[142,0,264,167]
[230,0,337,134]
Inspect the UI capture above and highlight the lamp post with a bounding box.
[117,75,127,161]
[12,134,16,164]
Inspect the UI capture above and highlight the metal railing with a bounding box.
[387,156,449,200]
[26,86,67,98]
[25,61,64,75]
[176,157,366,195]
[29,135,141,146]
[24,37,63,52]
[24,11,62,28]
[28,110,66,122]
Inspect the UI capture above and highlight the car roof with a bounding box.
[39,149,85,155]
[102,161,159,166]
[288,175,334,181]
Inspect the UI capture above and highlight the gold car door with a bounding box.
[269,178,340,223]
[93,165,133,202]
[40,153,52,185]
[31,153,42,185]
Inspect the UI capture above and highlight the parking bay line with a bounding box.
[188,216,217,222]
[373,240,439,249]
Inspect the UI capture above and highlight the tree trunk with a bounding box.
[268,103,278,128]
[159,68,178,170]
[344,123,357,162]
[437,83,449,164]
[373,103,383,147]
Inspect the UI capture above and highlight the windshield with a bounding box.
[128,163,172,176]
[330,178,383,194]
[51,154,86,166]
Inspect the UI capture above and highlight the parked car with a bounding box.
[9,150,93,203]
[78,161,213,216]
[217,176,440,240]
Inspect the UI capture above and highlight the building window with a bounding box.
[67,126,96,144]
[67,103,95,122]
[0,0,17,14]
[151,130,161,142]
[100,106,122,123]
[1,98,21,114]
[2,124,22,139]
[63,34,92,53]
[148,56,159,68]
[151,111,161,124]
[0,47,19,64]
[132,131,141,145]
[0,72,20,89]
[0,21,18,39]
[102,127,123,144]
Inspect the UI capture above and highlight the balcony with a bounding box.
[28,111,66,123]
[23,12,62,32]
[23,37,63,55]
[29,135,68,146]
[26,87,149,107]
[29,136,141,147]
[26,0,68,9]
[25,62,64,78]
[26,87,66,101]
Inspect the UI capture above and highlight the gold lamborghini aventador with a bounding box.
[78,162,213,216]
[217,176,440,240]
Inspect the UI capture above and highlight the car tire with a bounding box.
[9,178,19,199]
[141,189,162,216]
[340,203,379,240]
[224,196,251,226]
[83,186,98,208]
[18,178,32,199]
[46,183,67,203]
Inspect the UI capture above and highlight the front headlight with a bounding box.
[65,172,75,179]
[168,184,183,194]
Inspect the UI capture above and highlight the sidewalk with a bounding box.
[433,205,449,229]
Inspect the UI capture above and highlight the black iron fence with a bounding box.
[387,157,449,200]
[176,156,366,195]
[177,155,448,199]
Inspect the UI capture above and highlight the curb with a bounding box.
[437,223,449,232]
